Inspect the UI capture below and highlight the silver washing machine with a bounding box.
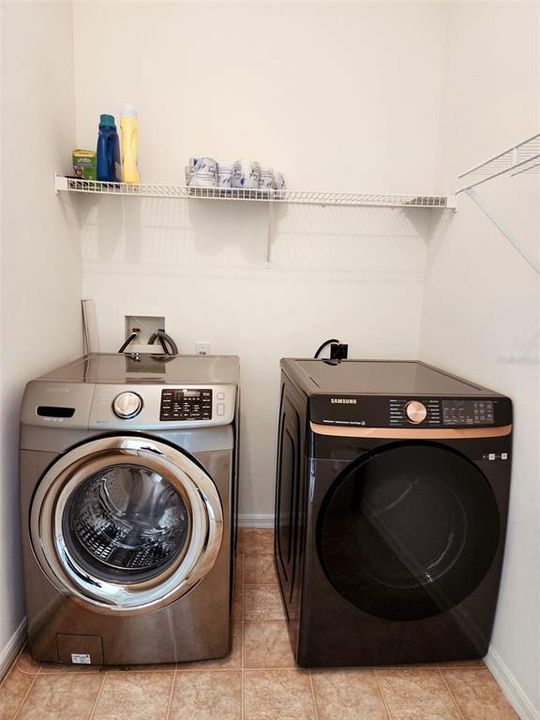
[19,352,239,666]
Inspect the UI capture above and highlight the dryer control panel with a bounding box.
[389,398,494,427]
[309,394,512,428]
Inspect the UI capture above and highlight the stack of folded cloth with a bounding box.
[185,157,286,195]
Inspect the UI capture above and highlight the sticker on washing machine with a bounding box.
[71,653,91,664]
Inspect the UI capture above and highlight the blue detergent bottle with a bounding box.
[96,114,121,181]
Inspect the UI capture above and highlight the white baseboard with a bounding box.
[238,514,274,529]
[486,646,539,720]
[0,619,27,682]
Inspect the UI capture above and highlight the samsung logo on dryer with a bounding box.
[330,398,357,404]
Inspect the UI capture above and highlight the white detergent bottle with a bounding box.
[120,105,140,183]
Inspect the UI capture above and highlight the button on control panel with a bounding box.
[389,398,441,426]
[112,392,143,419]
[442,400,494,426]
[160,388,212,421]
[405,400,427,424]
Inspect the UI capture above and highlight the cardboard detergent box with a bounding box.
[72,149,97,180]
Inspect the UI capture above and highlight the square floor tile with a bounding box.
[170,670,241,720]
[17,672,103,720]
[376,667,461,719]
[244,586,285,622]
[244,555,278,585]
[244,621,295,668]
[0,664,36,720]
[311,668,388,720]
[92,671,173,720]
[244,669,316,720]
[243,529,274,556]
[442,666,518,719]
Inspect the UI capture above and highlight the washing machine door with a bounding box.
[317,443,501,621]
[30,435,223,614]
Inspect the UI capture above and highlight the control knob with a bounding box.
[112,392,143,419]
[405,400,427,424]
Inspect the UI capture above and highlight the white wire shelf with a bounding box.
[55,175,453,209]
[457,132,540,193]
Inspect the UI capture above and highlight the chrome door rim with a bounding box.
[30,436,223,615]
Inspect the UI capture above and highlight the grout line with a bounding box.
[240,549,245,627]
[308,672,320,720]
[240,544,245,720]
[88,670,107,720]
[13,652,42,720]
[164,666,177,720]
[13,672,40,720]
[373,668,394,720]
[13,675,39,720]
[437,666,467,720]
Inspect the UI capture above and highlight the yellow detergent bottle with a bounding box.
[120,105,140,183]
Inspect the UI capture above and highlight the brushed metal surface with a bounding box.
[20,445,234,665]
[30,436,223,615]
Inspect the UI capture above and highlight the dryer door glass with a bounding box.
[317,443,500,621]
[31,436,223,614]
[63,464,190,584]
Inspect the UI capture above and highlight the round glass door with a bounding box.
[317,443,500,621]
[31,436,223,614]
[63,464,191,584]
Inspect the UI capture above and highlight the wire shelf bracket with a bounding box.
[465,188,539,276]
[457,132,540,193]
[456,134,540,276]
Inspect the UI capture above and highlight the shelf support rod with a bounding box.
[465,188,539,276]
[266,201,274,268]
[55,173,68,193]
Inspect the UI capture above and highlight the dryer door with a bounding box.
[317,442,501,621]
[30,436,223,614]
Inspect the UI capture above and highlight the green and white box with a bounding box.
[72,149,97,180]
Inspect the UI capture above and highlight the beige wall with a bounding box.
[73,0,448,522]
[0,0,82,661]
[420,2,540,715]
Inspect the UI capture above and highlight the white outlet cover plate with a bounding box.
[196,341,210,355]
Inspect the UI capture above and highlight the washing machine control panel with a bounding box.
[160,388,213,421]
[83,383,235,429]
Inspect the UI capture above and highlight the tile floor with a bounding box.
[0,529,518,720]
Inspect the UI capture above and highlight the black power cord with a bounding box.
[314,338,340,358]
[148,329,179,355]
[118,328,179,355]
[314,338,349,360]
[118,331,140,353]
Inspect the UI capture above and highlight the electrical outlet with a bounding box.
[196,341,210,356]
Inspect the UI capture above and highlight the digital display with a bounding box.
[442,400,494,426]
[160,388,212,421]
